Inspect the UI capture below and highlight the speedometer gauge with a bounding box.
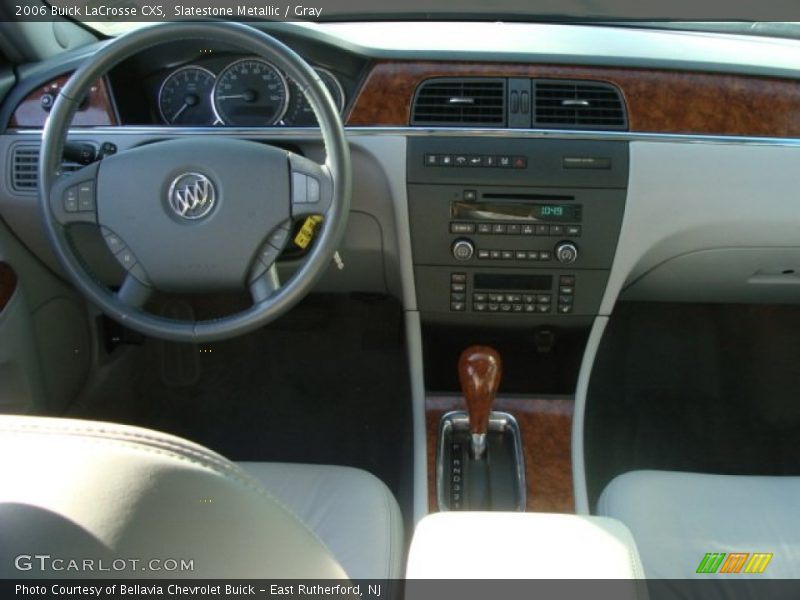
[212,58,289,126]
[284,67,346,126]
[158,66,216,126]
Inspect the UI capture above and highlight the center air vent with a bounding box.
[533,80,627,130]
[10,145,81,192]
[411,78,506,127]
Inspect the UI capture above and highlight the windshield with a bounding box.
[32,1,800,40]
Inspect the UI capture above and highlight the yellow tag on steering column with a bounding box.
[294,215,323,249]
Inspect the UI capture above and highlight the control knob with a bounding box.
[555,241,578,264]
[452,238,475,261]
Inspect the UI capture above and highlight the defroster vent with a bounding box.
[411,78,506,126]
[534,80,627,130]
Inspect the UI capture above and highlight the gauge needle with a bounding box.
[170,103,189,123]
[218,90,257,102]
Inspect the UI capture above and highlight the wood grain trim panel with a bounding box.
[348,61,800,137]
[0,262,18,314]
[427,396,574,514]
[9,76,117,128]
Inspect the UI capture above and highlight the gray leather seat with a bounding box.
[0,415,403,579]
[598,470,800,578]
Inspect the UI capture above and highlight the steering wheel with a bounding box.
[38,22,351,342]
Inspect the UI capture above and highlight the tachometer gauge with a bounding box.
[158,66,216,126]
[212,58,289,126]
[284,68,346,126]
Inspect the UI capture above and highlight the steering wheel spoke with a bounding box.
[116,272,153,308]
[289,154,334,218]
[48,161,99,226]
[250,264,281,305]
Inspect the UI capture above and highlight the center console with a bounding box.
[409,137,629,512]
[407,137,628,325]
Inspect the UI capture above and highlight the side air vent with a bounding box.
[10,145,81,192]
[411,78,506,126]
[533,80,627,130]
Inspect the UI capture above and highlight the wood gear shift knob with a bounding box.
[458,345,502,458]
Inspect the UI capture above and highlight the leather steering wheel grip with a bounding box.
[38,22,351,342]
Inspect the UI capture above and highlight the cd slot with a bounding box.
[481,193,574,201]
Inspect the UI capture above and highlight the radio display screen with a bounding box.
[451,201,581,223]
[474,274,553,291]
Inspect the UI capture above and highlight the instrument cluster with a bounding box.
[156,56,346,127]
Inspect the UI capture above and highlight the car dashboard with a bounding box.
[2,20,800,518]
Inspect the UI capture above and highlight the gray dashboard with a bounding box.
[3,21,800,314]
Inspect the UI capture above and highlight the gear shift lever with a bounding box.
[458,345,502,460]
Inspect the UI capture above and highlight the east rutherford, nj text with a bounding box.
[272,584,381,596]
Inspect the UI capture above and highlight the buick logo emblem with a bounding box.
[168,173,216,220]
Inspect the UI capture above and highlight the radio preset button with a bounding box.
[522,225,535,235]
[550,225,565,236]
[450,222,475,234]
[507,224,521,235]
[492,224,507,234]
[477,223,492,234]
[535,224,550,236]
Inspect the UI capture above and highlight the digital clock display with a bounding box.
[451,201,582,223]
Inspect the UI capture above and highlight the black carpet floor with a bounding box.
[585,302,800,509]
[72,293,414,524]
